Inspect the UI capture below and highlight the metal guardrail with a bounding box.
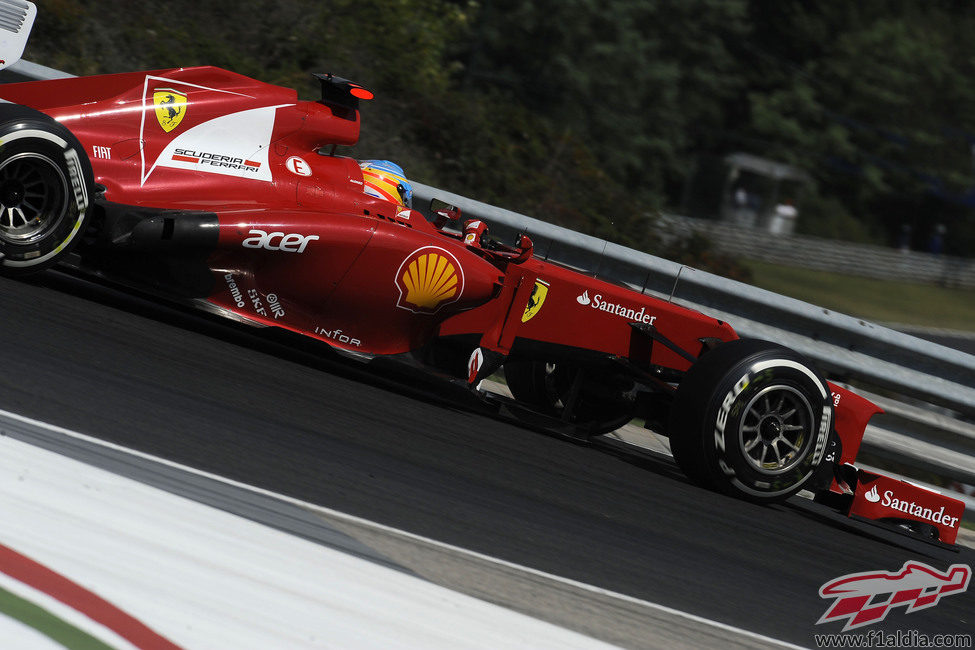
[3,59,973,488]
[659,213,975,289]
[3,58,72,81]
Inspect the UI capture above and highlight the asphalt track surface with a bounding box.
[2,271,973,648]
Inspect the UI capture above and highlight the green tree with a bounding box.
[738,2,975,251]
[465,0,749,203]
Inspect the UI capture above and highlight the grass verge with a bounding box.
[742,259,975,332]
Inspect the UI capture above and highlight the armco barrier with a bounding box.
[2,59,973,486]
[2,58,72,81]
[658,213,975,289]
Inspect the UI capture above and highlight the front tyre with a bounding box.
[668,339,833,503]
[0,106,93,276]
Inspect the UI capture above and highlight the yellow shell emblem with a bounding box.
[395,247,464,313]
[153,88,187,132]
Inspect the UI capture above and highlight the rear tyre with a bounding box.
[0,105,93,276]
[504,359,635,435]
[668,339,833,503]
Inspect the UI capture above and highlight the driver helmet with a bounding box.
[360,159,413,208]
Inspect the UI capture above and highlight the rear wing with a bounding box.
[0,0,34,71]
[312,73,373,121]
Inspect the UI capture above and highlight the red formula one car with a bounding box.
[0,39,964,545]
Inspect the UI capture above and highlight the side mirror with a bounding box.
[511,233,533,263]
[430,198,461,227]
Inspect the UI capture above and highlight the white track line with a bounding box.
[0,407,807,650]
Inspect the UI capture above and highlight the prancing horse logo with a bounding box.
[522,279,549,323]
[153,89,187,132]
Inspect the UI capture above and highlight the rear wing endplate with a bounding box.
[0,0,35,71]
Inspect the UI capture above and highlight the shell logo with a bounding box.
[395,246,465,313]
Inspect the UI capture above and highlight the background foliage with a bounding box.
[25,0,975,257]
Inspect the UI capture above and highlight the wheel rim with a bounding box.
[0,152,69,244]
[737,385,813,475]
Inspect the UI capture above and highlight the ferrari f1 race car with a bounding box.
[0,10,964,546]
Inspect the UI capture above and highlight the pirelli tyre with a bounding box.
[668,339,833,503]
[0,105,93,276]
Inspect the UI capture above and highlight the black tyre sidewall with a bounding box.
[504,359,558,414]
[503,359,635,433]
[0,108,93,275]
[670,339,832,502]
